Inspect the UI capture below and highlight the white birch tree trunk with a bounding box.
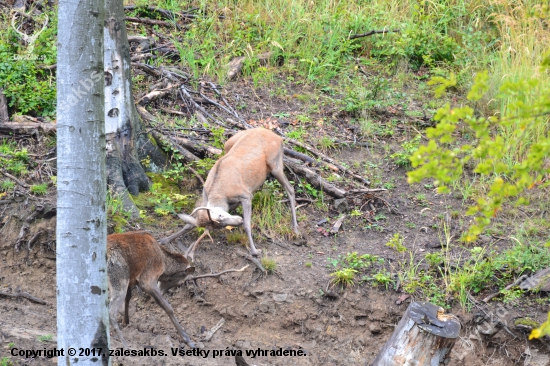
[56,0,110,363]
[103,0,167,216]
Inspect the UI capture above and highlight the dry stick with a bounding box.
[150,130,200,162]
[482,274,529,303]
[137,84,176,105]
[283,158,346,198]
[283,148,339,171]
[237,251,266,274]
[0,170,29,188]
[188,265,249,281]
[0,89,8,123]
[199,318,225,342]
[15,210,39,251]
[0,290,48,305]
[169,135,223,156]
[281,135,370,185]
[349,29,400,40]
[207,82,244,123]
[346,188,388,194]
[179,87,229,128]
[125,16,174,27]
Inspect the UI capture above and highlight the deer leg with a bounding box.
[185,229,211,262]
[108,280,130,348]
[270,167,299,233]
[123,286,132,325]
[143,282,196,349]
[241,198,260,257]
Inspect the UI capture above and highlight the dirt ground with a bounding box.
[1,82,549,366]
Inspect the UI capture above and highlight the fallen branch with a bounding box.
[482,274,529,303]
[281,134,370,185]
[125,16,174,27]
[349,29,400,40]
[0,290,48,305]
[284,158,346,198]
[0,121,56,135]
[188,265,249,281]
[137,84,177,105]
[15,210,40,252]
[346,188,388,195]
[1,170,29,188]
[179,87,229,128]
[237,251,266,274]
[150,130,200,162]
[283,148,338,171]
[199,318,225,342]
[0,89,8,123]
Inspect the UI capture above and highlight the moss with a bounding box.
[514,317,539,329]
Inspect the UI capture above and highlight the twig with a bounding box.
[199,318,225,342]
[0,290,48,305]
[1,170,29,188]
[280,134,370,185]
[349,29,400,40]
[188,265,249,281]
[237,251,266,274]
[482,274,529,303]
[179,87,229,128]
[346,188,388,194]
[125,16,175,27]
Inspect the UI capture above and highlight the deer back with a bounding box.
[204,129,283,202]
[107,232,165,287]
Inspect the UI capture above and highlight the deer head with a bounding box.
[11,10,49,55]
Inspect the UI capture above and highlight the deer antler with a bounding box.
[11,11,48,54]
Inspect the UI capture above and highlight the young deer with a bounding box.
[176,128,299,258]
[107,231,196,348]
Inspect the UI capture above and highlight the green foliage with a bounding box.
[252,180,295,239]
[0,357,13,366]
[106,189,132,233]
[30,184,48,195]
[0,180,15,192]
[330,268,358,288]
[370,271,394,289]
[408,65,550,242]
[37,334,53,342]
[0,9,57,116]
[385,233,407,253]
[261,257,277,274]
[390,135,421,166]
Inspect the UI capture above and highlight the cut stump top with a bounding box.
[408,301,461,338]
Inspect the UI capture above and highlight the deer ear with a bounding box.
[185,267,195,275]
[177,213,198,226]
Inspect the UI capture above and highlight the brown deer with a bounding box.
[176,128,299,259]
[107,231,196,348]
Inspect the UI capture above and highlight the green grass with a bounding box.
[30,184,48,195]
[261,257,277,274]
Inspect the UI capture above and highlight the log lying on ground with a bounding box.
[372,301,461,366]
[0,121,56,135]
[284,158,346,198]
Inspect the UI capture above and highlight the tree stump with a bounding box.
[371,301,461,366]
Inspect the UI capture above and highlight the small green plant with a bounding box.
[350,209,362,217]
[386,233,407,253]
[425,252,444,267]
[372,271,394,289]
[405,221,417,229]
[7,343,14,348]
[30,183,48,195]
[330,268,358,288]
[37,334,53,342]
[261,257,277,274]
[0,180,15,192]
[391,135,421,166]
[305,262,312,268]
[0,356,12,366]
[225,230,247,245]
